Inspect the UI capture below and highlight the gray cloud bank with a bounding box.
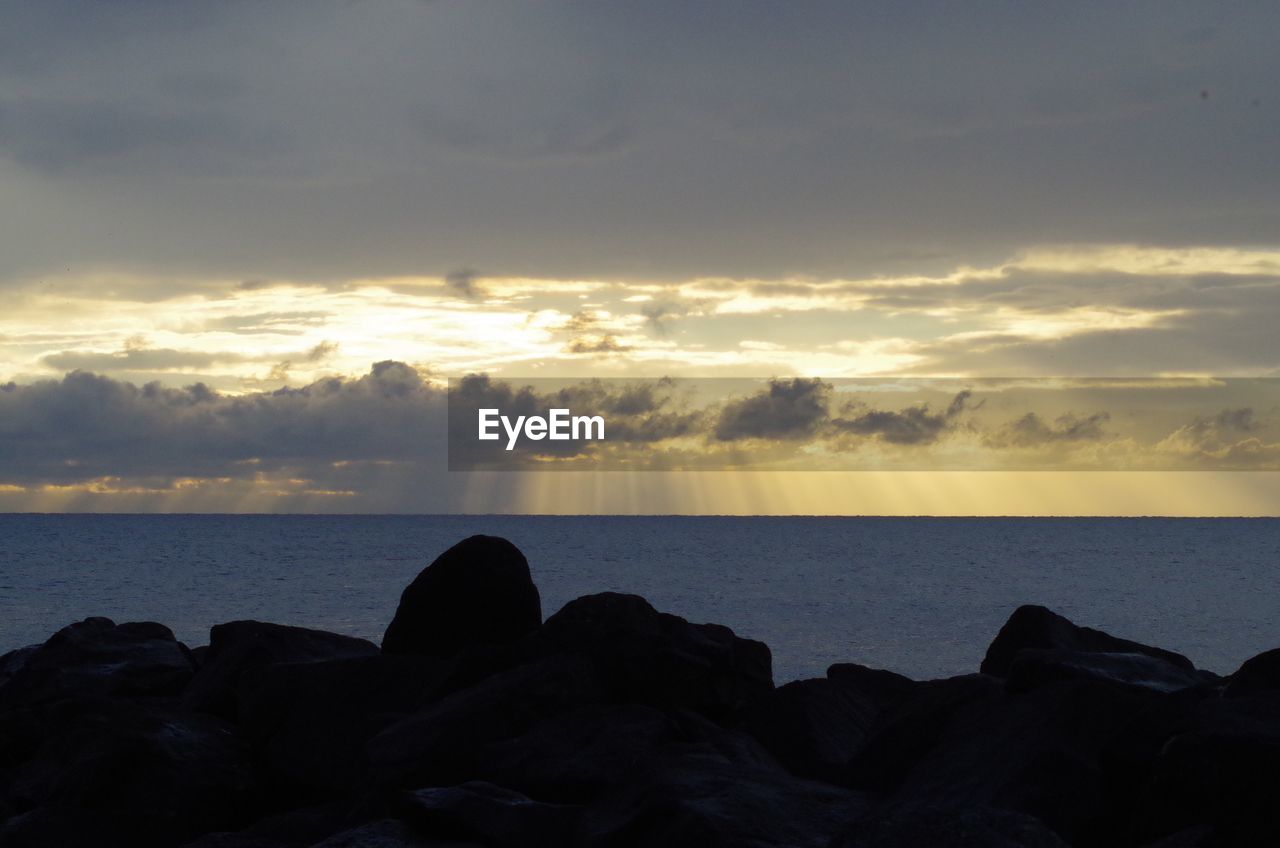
[2,2,1278,285]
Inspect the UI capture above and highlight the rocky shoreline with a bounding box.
[1,535,1276,847]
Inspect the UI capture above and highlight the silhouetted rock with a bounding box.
[1,697,257,847]
[981,605,1196,677]
[831,804,1069,847]
[381,535,542,657]
[527,592,773,720]
[395,782,583,848]
[1225,647,1280,698]
[1006,649,1215,694]
[366,654,605,789]
[237,653,455,800]
[0,617,193,708]
[182,621,378,719]
[743,673,887,784]
[584,719,871,847]
[308,818,445,847]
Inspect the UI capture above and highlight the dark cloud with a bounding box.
[444,269,485,300]
[985,410,1112,448]
[0,362,445,486]
[831,390,974,445]
[713,378,830,442]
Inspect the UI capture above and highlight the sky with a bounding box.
[1,1,1278,514]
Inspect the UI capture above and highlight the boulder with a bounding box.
[2,696,257,847]
[1224,647,1280,698]
[365,653,605,789]
[981,605,1194,678]
[182,621,378,719]
[527,592,773,720]
[394,782,583,848]
[381,536,542,657]
[236,653,456,799]
[831,804,1069,847]
[1006,650,1214,695]
[309,818,460,847]
[584,721,872,847]
[0,617,193,708]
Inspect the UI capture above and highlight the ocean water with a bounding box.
[1,515,1277,682]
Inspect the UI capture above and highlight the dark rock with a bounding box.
[981,605,1194,677]
[467,704,742,804]
[527,592,773,721]
[381,535,542,658]
[1006,649,1214,694]
[1225,647,1280,698]
[180,835,292,848]
[365,653,605,789]
[236,653,456,800]
[743,676,880,783]
[395,782,583,848]
[831,804,1069,847]
[2,696,257,847]
[584,720,871,848]
[850,676,1162,844]
[0,617,193,708]
[182,621,378,719]
[1100,689,1280,846]
[309,818,463,847]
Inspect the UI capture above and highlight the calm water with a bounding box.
[1,515,1277,682]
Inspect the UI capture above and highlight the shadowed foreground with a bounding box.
[1,535,1277,847]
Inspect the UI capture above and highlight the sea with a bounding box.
[1,515,1276,682]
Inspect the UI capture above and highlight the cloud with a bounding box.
[712,378,830,441]
[444,269,485,300]
[564,335,631,355]
[0,361,446,487]
[830,390,974,445]
[985,410,1111,448]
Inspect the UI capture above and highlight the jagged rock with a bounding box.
[395,782,583,848]
[381,535,542,657]
[1,697,257,847]
[0,617,193,708]
[744,663,914,783]
[981,605,1194,678]
[526,592,773,720]
[182,621,378,719]
[1225,647,1280,698]
[831,804,1069,847]
[1006,649,1214,694]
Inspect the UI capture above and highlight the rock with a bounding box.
[1224,647,1280,698]
[309,818,462,847]
[236,653,456,800]
[180,835,293,848]
[381,536,542,657]
[743,678,878,784]
[981,605,1194,678]
[584,721,872,847]
[1100,689,1280,845]
[527,592,773,721]
[2,696,257,847]
[182,621,378,719]
[0,617,193,708]
[832,804,1069,847]
[851,677,1161,845]
[394,782,584,848]
[365,653,605,789]
[1006,650,1214,694]
[466,704,745,804]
